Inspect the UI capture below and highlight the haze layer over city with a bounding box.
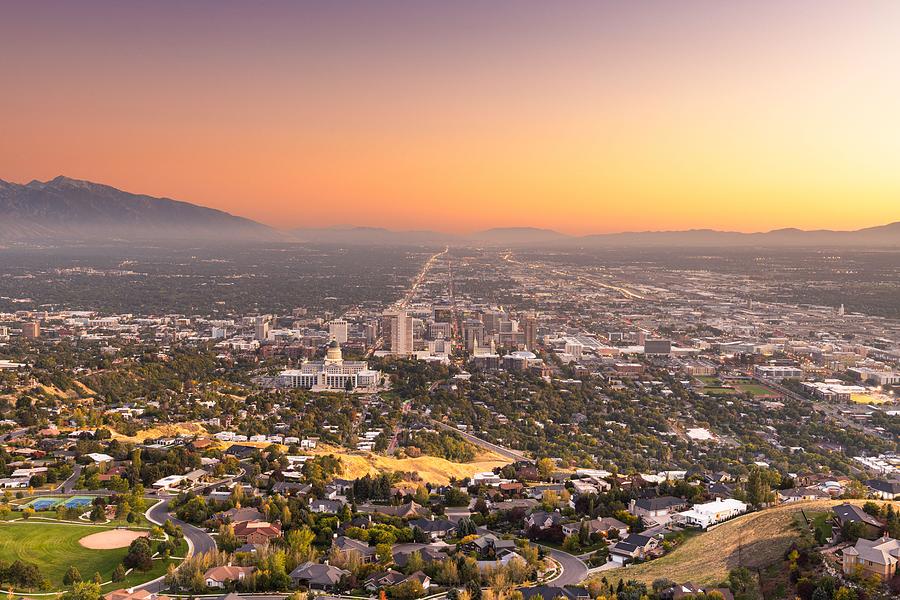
[0,3,898,600]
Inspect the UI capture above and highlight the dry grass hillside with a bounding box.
[598,499,873,586]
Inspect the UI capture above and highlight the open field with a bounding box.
[734,383,780,397]
[311,444,513,486]
[0,520,182,591]
[0,522,134,589]
[598,499,865,586]
[111,422,208,442]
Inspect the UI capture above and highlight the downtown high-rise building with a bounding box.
[328,318,349,344]
[383,309,413,355]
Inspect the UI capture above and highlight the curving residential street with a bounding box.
[540,545,589,586]
[137,499,217,592]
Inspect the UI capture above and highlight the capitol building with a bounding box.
[276,341,382,391]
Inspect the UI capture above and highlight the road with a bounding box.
[397,246,448,309]
[541,545,589,586]
[56,464,83,493]
[476,527,588,587]
[431,419,531,463]
[136,499,218,592]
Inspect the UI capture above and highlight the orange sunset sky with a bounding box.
[2,1,900,234]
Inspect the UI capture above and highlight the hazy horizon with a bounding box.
[4,1,900,234]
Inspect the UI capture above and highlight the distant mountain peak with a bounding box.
[0,175,274,243]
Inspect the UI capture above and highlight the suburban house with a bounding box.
[218,507,264,524]
[289,562,350,591]
[777,487,831,503]
[628,496,689,524]
[203,565,256,588]
[105,590,170,600]
[609,533,659,565]
[674,498,748,529]
[359,501,429,519]
[333,535,377,563]
[392,545,446,568]
[462,533,518,556]
[364,569,405,591]
[665,582,735,600]
[309,498,345,513]
[561,517,629,538]
[526,510,563,530]
[233,520,282,544]
[842,535,899,580]
[833,503,884,538]
[520,585,591,600]
[866,479,900,500]
[408,517,457,540]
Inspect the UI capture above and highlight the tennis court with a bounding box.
[22,497,62,510]
[62,496,93,509]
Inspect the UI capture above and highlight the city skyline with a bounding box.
[3,1,900,234]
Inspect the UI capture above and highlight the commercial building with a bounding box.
[22,322,40,339]
[754,365,804,380]
[328,319,349,344]
[383,310,413,355]
[643,339,672,356]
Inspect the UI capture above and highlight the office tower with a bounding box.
[481,310,501,335]
[255,321,270,341]
[328,318,349,344]
[383,309,413,355]
[523,314,537,349]
[462,319,485,352]
[23,322,40,339]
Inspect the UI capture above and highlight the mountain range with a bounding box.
[1,176,897,247]
[0,176,273,242]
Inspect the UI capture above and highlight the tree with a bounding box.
[727,567,760,600]
[745,468,774,507]
[123,537,153,571]
[457,517,477,537]
[376,542,393,563]
[112,564,127,582]
[64,566,83,585]
[536,458,555,480]
[388,580,424,600]
[22,506,35,519]
[61,582,102,600]
[405,551,424,574]
[131,448,142,485]
[832,587,856,600]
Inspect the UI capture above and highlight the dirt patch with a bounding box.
[79,529,148,549]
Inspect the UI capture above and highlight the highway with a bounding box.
[397,246,448,309]
[430,418,531,463]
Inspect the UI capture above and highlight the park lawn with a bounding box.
[108,537,188,592]
[703,387,737,395]
[0,521,147,591]
[734,383,779,397]
[596,499,859,587]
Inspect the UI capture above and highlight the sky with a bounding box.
[2,1,900,234]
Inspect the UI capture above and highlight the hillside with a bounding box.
[597,499,876,586]
[0,176,274,242]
